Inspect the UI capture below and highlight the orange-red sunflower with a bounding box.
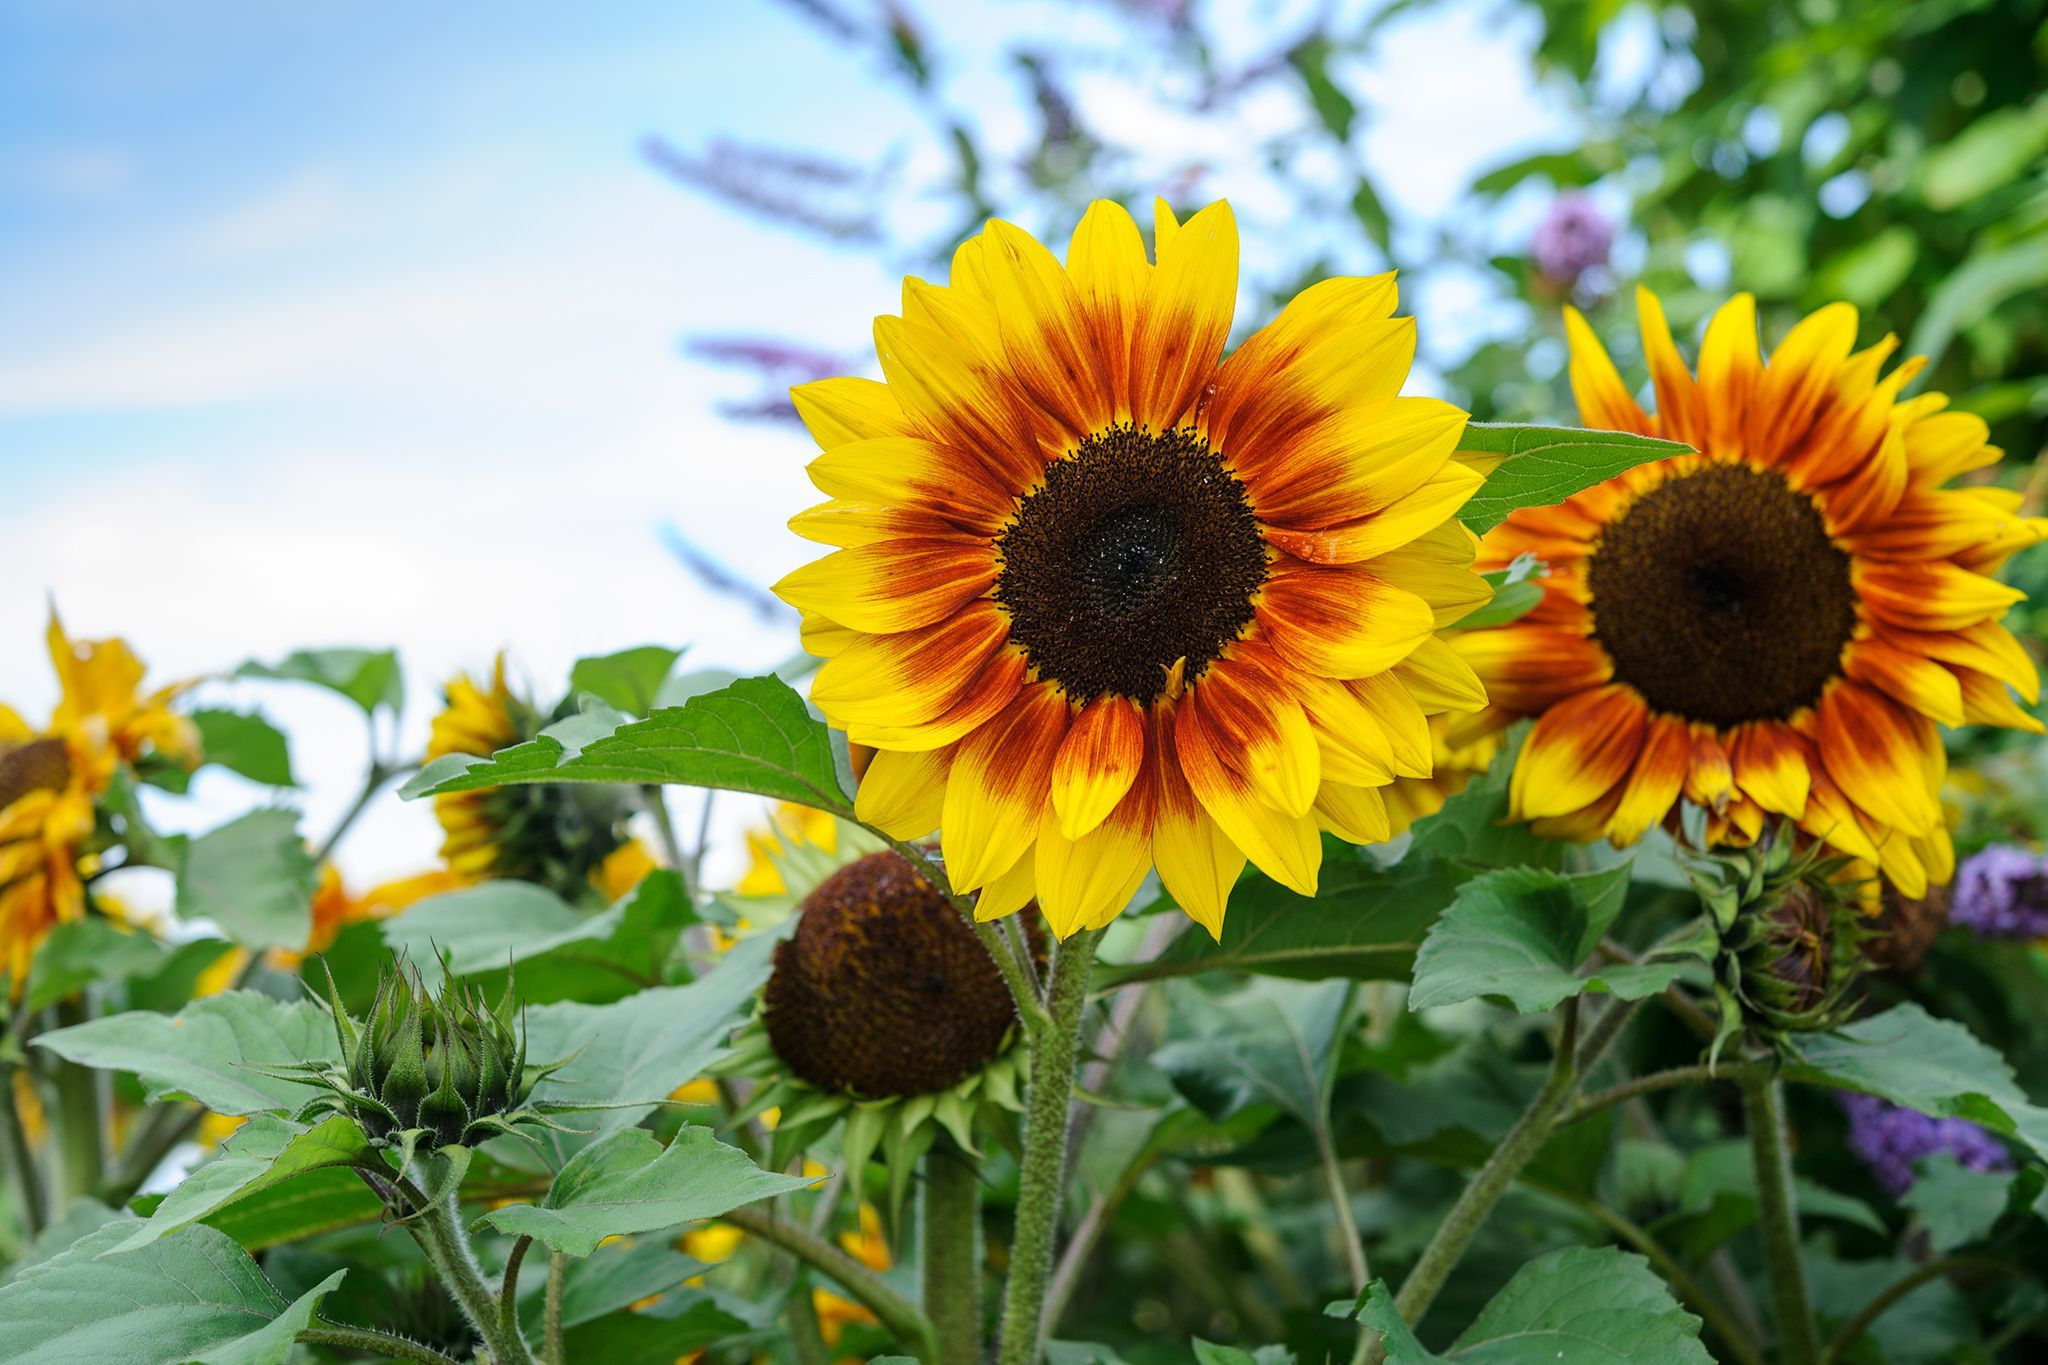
[1455,289,2047,895]
[775,199,1493,938]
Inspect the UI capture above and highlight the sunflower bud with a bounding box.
[1697,830,1870,1049]
[284,958,566,1153]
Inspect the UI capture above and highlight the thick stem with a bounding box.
[499,1235,534,1349]
[409,1193,536,1365]
[0,1065,46,1238]
[995,927,1100,1365]
[1561,1061,1769,1130]
[299,1324,463,1365]
[1390,1000,1582,1333]
[544,1250,566,1365]
[1742,1075,1819,1365]
[725,1203,940,1361]
[922,1135,984,1364]
[48,999,104,1204]
[786,1289,834,1365]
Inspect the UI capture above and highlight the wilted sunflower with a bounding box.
[427,657,645,900]
[1455,290,2047,895]
[776,199,1492,938]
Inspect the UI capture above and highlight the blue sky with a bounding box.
[0,0,1585,891]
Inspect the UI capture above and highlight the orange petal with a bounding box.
[1149,706,1246,938]
[1814,682,1943,837]
[1730,722,1812,819]
[1684,723,1735,808]
[1508,684,1649,822]
[1636,287,1703,448]
[1451,628,1612,715]
[1254,558,1436,680]
[1174,693,1321,895]
[1854,561,2025,633]
[1608,714,1690,845]
[1563,307,1651,434]
[1842,637,1965,727]
[773,538,996,635]
[940,684,1069,892]
[809,604,1011,727]
[1130,200,1238,429]
[1049,696,1146,839]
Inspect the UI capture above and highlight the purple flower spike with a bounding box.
[1951,845,2048,939]
[1531,194,1614,286]
[1839,1092,2012,1196]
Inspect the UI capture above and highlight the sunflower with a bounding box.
[426,657,642,900]
[1455,290,2047,895]
[1382,720,1501,838]
[775,199,1492,938]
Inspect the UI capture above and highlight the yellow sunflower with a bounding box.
[1454,289,2047,895]
[1382,720,1501,838]
[775,199,1492,938]
[426,657,643,898]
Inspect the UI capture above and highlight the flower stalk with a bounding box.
[409,1191,537,1365]
[1742,1073,1819,1365]
[923,1133,983,1364]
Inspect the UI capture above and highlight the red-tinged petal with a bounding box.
[1842,637,1965,727]
[941,684,1069,892]
[847,649,1026,753]
[1747,302,1857,466]
[1815,682,1943,837]
[1204,320,1417,459]
[1049,695,1146,839]
[981,218,1114,436]
[773,537,996,635]
[1904,409,1999,488]
[1873,619,2039,704]
[1254,558,1436,680]
[1065,201,1148,417]
[1684,723,1735,808]
[1183,659,1320,816]
[1262,462,1484,565]
[1148,706,1246,938]
[1954,666,2046,734]
[809,604,1011,726]
[806,437,1013,532]
[1174,695,1321,895]
[1564,307,1653,434]
[1236,397,1466,525]
[1451,628,1612,715]
[1130,200,1237,428]
[1853,561,2025,632]
[1636,287,1703,447]
[1820,425,1910,534]
[873,313,1049,495]
[1730,721,1812,819]
[1508,684,1649,822]
[1607,714,1690,845]
[1695,293,1761,458]
[854,747,950,840]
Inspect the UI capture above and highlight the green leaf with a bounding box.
[401,675,851,816]
[111,1114,371,1253]
[1352,1246,1712,1362]
[518,1238,706,1338]
[477,1127,813,1257]
[560,1297,760,1365]
[1906,232,2048,374]
[0,1200,124,1287]
[32,990,341,1116]
[1902,1155,2016,1253]
[571,646,684,715]
[1456,424,1690,534]
[1785,1004,2048,1164]
[189,709,296,788]
[0,1221,345,1365]
[1154,982,1354,1129]
[1104,852,1462,986]
[1289,36,1356,142]
[20,918,168,1015]
[197,1166,383,1252]
[1193,1342,1294,1365]
[175,809,318,951]
[236,647,402,717]
[1407,864,1690,1013]
[523,930,779,1143]
[1458,560,1545,631]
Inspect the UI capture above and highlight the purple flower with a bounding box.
[1838,1092,2011,1196]
[1531,194,1614,286]
[1951,845,2048,939]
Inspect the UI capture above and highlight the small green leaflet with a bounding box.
[189,709,296,787]
[401,675,852,817]
[236,647,403,717]
[1456,423,1689,534]
[109,1114,371,1253]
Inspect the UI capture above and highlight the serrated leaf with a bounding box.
[0,1221,345,1365]
[111,1114,371,1253]
[1104,851,1463,986]
[402,675,850,816]
[175,809,319,951]
[1352,1246,1711,1362]
[477,1127,813,1257]
[0,1200,125,1288]
[571,645,684,715]
[189,709,296,787]
[236,647,402,716]
[1901,1155,2016,1253]
[1456,424,1689,534]
[1407,864,1690,1013]
[198,1166,383,1252]
[32,991,341,1116]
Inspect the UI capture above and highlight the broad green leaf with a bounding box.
[560,1297,761,1365]
[1154,981,1354,1129]
[199,1166,382,1252]
[21,918,167,1014]
[1103,851,1463,986]
[402,675,851,816]
[1353,1246,1711,1362]
[112,1114,371,1252]
[1456,424,1689,534]
[518,1238,706,1338]
[0,1200,124,1287]
[175,808,318,951]
[189,709,296,787]
[1805,1244,1973,1365]
[1408,864,1684,1013]
[571,645,683,715]
[1457,567,1545,631]
[1652,1140,1883,1260]
[477,1126,813,1256]
[236,647,402,716]
[1902,1155,2016,1253]
[0,1221,345,1365]
[523,929,779,1143]
[32,990,340,1116]
[1785,1004,2048,1163]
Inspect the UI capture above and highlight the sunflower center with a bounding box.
[1588,462,1857,726]
[763,852,1041,1098]
[994,424,1267,703]
[0,739,72,813]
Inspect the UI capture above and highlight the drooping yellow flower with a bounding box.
[737,802,842,896]
[1455,290,2047,894]
[775,200,1492,938]
[1382,721,1501,838]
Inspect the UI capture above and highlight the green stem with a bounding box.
[499,1234,534,1349]
[923,1134,984,1364]
[312,760,399,867]
[1742,1074,1818,1365]
[1390,999,1583,1333]
[1818,1255,2018,1365]
[98,1102,201,1205]
[48,998,103,1204]
[787,1285,834,1365]
[725,1203,940,1361]
[0,1064,46,1238]
[298,1323,464,1365]
[995,927,1101,1365]
[1561,1061,1769,1130]
[544,1250,566,1365]
[408,1193,536,1365]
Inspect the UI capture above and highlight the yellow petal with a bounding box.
[854,747,950,840]
[1049,696,1145,839]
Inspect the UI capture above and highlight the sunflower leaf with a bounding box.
[107,1114,373,1254]
[1456,423,1689,534]
[400,675,852,817]
[235,647,403,717]
[175,808,320,951]
[570,645,684,716]
[190,708,297,787]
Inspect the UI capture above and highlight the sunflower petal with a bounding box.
[855,747,950,840]
[1131,200,1237,428]
[1049,696,1146,839]
[941,685,1069,892]
[1815,682,1943,836]
[1508,684,1649,822]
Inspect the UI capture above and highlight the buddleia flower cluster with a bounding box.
[1690,827,1872,1053]
[275,960,571,1155]
[1838,1092,2012,1196]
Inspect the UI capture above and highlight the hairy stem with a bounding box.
[996,927,1101,1365]
[408,1193,536,1365]
[298,1323,463,1365]
[544,1250,566,1365]
[923,1134,984,1364]
[48,998,104,1204]
[1742,1074,1818,1365]
[725,1203,940,1361]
